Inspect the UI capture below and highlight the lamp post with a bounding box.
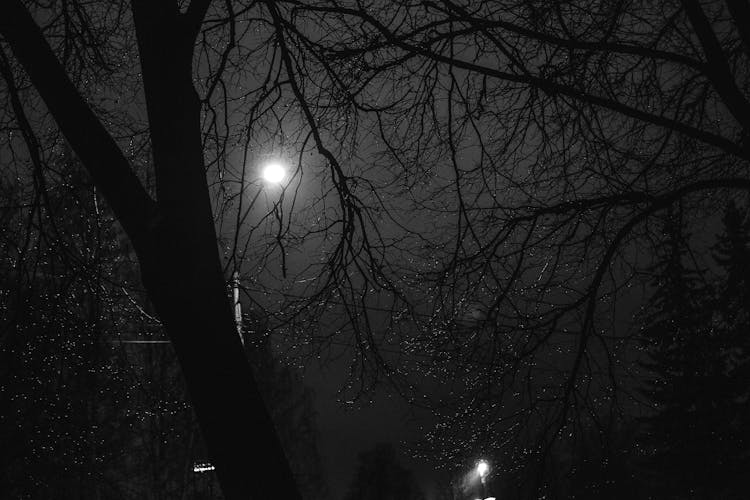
[230,160,287,345]
[476,460,490,499]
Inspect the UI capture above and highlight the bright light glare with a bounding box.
[262,162,286,184]
[477,460,489,477]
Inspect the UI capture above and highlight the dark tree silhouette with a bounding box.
[0,150,327,498]
[0,2,297,498]
[4,1,750,497]
[0,159,141,498]
[713,203,750,389]
[344,443,425,500]
[638,208,749,499]
[242,311,329,500]
[703,201,750,495]
[544,420,644,500]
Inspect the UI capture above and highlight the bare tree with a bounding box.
[4,0,750,497]
[225,0,750,478]
[1,2,298,498]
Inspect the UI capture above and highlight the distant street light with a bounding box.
[476,460,490,499]
[261,161,286,184]
[476,460,489,479]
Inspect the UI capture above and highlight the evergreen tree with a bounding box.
[707,201,750,492]
[638,212,724,499]
[713,201,750,372]
[344,443,425,500]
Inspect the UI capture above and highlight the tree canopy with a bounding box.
[3,1,750,497]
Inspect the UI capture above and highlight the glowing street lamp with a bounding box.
[476,460,490,499]
[261,161,286,184]
[476,460,489,479]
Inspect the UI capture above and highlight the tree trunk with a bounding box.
[0,2,301,498]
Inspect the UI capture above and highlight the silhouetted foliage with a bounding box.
[0,153,325,499]
[713,203,750,410]
[4,1,750,497]
[638,206,750,499]
[344,443,425,500]
[0,160,141,498]
[545,420,644,500]
[243,313,328,500]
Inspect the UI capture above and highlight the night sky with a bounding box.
[3,1,750,499]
